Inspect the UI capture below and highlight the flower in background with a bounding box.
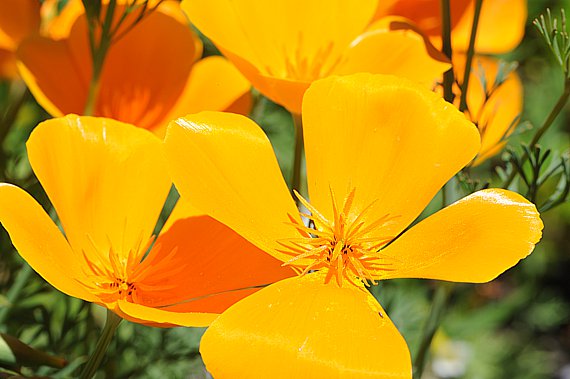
[182,0,450,114]
[0,0,40,79]
[0,115,294,326]
[165,74,542,377]
[16,0,251,134]
[376,0,527,164]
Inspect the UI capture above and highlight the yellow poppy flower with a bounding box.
[377,0,527,164]
[16,0,250,134]
[0,0,40,79]
[0,115,294,327]
[165,74,543,377]
[181,0,450,114]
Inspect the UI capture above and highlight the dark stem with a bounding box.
[413,284,454,379]
[459,0,484,112]
[78,309,122,379]
[291,113,304,197]
[440,0,455,103]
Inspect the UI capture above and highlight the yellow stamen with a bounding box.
[281,188,397,287]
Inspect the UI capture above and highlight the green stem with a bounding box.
[440,0,455,103]
[459,0,484,112]
[291,113,304,196]
[503,80,570,188]
[0,264,33,329]
[413,284,454,379]
[79,309,122,379]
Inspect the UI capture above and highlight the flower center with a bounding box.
[280,188,398,287]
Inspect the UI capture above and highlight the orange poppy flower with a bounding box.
[0,0,40,79]
[16,0,250,134]
[0,115,294,326]
[165,74,543,377]
[182,0,450,114]
[377,0,526,164]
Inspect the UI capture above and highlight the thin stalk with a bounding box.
[413,284,454,379]
[440,0,454,103]
[459,0,484,112]
[79,309,122,379]
[503,80,570,188]
[291,113,304,196]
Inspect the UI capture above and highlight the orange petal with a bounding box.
[159,56,251,134]
[17,32,90,116]
[0,49,18,79]
[182,0,377,112]
[375,0,471,37]
[164,112,300,263]
[117,300,218,327]
[333,18,450,86]
[457,55,523,165]
[452,0,527,54]
[134,206,296,315]
[303,74,480,240]
[93,9,199,130]
[26,115,171,265]
[200,272,412,378]
[0,0,40,50]
[0,184,95,302]
[381,189,543,282]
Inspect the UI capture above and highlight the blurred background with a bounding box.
[0,0,569,378]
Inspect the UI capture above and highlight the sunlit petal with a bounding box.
[303,74,480,239]
[117,300,218,327]
[26,115,171,263]
[0,184,95,302]
[381,189,543,282]
[200,272,411,378]
[165,112,300,263]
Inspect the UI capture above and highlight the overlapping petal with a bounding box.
[0,184,95,302]
[380,189,543,282]
[303,74,480,239]
[165,112,301,263]
[333,19,450,85]
[200,272,411,378]
[26,115,171,264]
[182,0,447,113]
[0,0,40,50]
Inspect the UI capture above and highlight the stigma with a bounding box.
[280,188,398,287]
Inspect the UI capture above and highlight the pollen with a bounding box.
[78,234,181,304]
[279,188,399,287]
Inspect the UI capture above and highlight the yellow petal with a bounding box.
[0,184,95,302]
[381,189,543,282]
[117,300,218,327]
[165,112,300,263]
[0,0,40,50]
[200,272,411,378]
[452,0,527,54]
[182,0,377,112]
[26,115,171,264]
[160,56,251,133]
[333,18,450,85]
[303,73,480,240]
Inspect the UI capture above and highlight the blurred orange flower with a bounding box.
[182,0,450,114]
[17,0,250,134]
[165,74,543,377]
[376,0,527,164]
[0,0,40,79]
[0,115,294,326]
